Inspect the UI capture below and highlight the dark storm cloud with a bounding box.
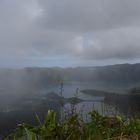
[0,0,140,67]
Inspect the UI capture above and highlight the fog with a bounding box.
[0,0,140,138]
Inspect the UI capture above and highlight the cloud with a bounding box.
[0,0,140,67]
[79,27,140,60]
[38,0,140,31]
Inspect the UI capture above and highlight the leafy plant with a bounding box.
[5,109,140,140]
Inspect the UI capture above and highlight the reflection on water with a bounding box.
[64,101,105,120]
[44,82,107,97]
[44,82,107,116]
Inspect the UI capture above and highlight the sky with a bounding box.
[1,0,140,67]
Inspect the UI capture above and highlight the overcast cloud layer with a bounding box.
[1,0,140,67]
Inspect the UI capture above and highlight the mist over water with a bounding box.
[0,64,139,137]
[0,0,140,139]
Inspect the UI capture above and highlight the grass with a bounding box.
[4,109,140,140]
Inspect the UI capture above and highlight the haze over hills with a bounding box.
[0,63,140,94]
[1,0,140,138]
[62,63,140,84]
[0,63,140,137]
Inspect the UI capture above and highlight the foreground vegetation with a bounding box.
[5,109,140,140]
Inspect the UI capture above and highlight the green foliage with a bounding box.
[5,110,140,140]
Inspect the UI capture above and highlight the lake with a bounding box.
[42,82,108,116]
